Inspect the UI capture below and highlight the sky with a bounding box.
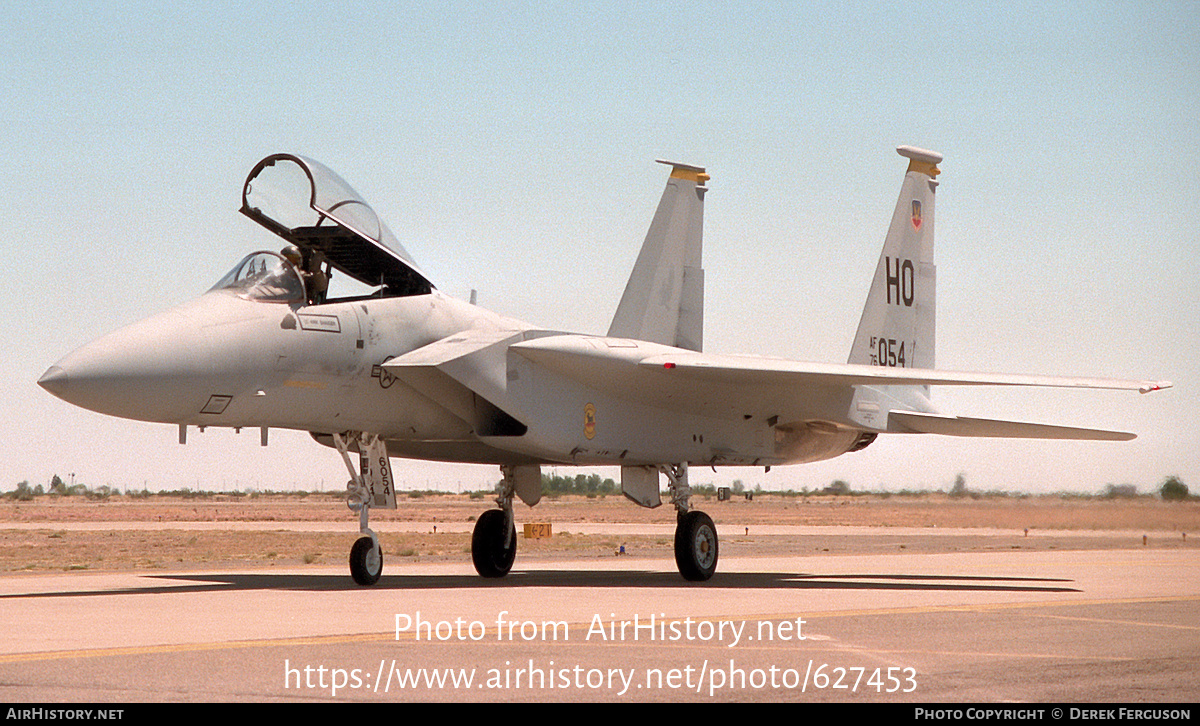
[2,1,1197,497]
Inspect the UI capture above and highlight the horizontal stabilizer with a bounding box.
[889,410,1136,441]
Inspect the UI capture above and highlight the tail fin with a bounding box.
[848,146,941,371]
[607,160,708,352]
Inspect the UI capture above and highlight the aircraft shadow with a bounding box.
[1,569,1079,599]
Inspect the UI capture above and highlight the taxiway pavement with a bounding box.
[0,536,1196,702]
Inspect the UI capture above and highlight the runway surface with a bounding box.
[1,534,1197,702]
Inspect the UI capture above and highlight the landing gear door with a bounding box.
[360,436,397,510]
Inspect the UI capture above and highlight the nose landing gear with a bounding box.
[334,432,396,586]
[349,535,383,586]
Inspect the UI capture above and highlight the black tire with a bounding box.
[675,510,718,581]
[350,535,383,586]
[472,509,517,578]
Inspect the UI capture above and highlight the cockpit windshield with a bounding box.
[209,251,305,303]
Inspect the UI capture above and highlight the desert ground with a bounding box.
[2,492,1196,573]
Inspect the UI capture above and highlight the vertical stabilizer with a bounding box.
[608,161,708,351]
[848,146,941,372]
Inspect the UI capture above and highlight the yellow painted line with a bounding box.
[958,559,1200,570]
[859,648,1133,662]
[4,595,1196,666]
[0,632,395,665]
[546,630,1140,665]
[716,594,1200,622]
[1024,613,1200,631]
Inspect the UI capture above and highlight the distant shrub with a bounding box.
[1160,476,1189,502]
[823,480,850,496]
[542,473,620,496]
[8,481,34,501]
[1102,484,1138,499]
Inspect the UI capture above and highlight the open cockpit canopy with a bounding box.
[240,154,433,297]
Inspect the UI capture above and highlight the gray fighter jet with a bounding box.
[39,147,1170,584]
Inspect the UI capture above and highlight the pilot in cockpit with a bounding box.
[281,245,330,305]
[303,250,330,304]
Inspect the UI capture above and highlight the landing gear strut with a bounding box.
[663,463,718,581]
[334,432,395,586]
[472,466,518,577]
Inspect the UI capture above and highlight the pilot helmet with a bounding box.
[280,245,303,266]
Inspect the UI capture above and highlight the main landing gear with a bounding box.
[465,462,719,581]
[472,467,518,578]
[676,510,719,581]
[663,463,719,581]
[472,509,517,577]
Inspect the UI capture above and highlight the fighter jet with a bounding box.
[39,147,1170,584]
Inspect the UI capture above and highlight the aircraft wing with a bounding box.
[510,334,1170,438]
[632,351,1171,394]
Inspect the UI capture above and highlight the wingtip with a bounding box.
[1139,381,1173,394]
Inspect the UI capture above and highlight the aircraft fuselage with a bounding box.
[42,285,864,469]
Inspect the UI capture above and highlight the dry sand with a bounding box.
[2,493,1196,573]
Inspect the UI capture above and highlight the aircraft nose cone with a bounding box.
[38,365,70,397]
[38,300,219,422]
